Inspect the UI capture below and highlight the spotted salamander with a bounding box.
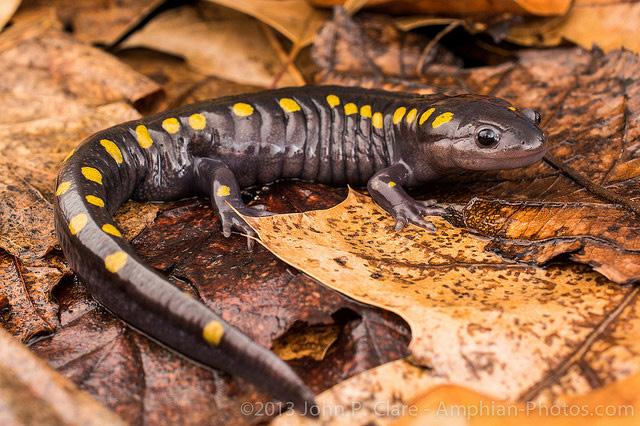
[54,85,545,415]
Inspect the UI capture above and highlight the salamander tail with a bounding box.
[53,133,317,416]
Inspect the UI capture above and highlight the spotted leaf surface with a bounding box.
[243,190,640,410]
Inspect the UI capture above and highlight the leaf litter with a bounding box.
[2,1,640,425]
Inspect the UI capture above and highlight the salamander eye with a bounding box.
[476,128,500,148]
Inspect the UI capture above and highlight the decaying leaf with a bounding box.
[507,0,640,53]
[312,8,461,79]
[0,253,67,342]
[310,0,572,16]
[16,0,163,45]
[207,0,328,46]
[0,327,125,425]
[122,4,303,88]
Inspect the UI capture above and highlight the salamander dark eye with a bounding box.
[476,128,500,147]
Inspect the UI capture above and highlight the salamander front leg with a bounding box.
[367,163,445,232]
[194,158,271,249]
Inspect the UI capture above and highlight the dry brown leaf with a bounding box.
[0,14,160,123]
[311,0,571,16]
[0,253,67,342]
[0,327,125,425]
[0,0,20,30]
[393,373,640,425]
[122,4,303,88]
[507,0,640,53]
[243,190,640,405]
[207,0,328,45]
[17,0,163,45]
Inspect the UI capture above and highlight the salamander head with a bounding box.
[417,95,546,171]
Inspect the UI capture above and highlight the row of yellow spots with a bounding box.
[227,96,386,130]
[57,111,213,273]
[326,95,386,129]
[135,113,209,149]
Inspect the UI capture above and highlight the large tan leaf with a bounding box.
[508,0,640,53]
[122,4,303,88]
[207,0,328,45]
[242,190,640,403]
[0,0,20,30]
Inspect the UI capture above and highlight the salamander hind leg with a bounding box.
[194,158,272,249]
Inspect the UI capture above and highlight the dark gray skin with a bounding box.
[53,86,545,416]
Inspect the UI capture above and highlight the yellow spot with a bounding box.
[105,251,128,273]
[55,181,71,196]
[216,185,231,197]
[232,103,254,117]
[405,108,417,123]
[203,320,225,345]
[102,224,122,237]
[388,181,396,187]
[432,112,454,128]
[326,95,340,108]
[508,106,517,111]
[85,195,105,207]
[419,107,436,125]
[69,214,88,235]
[344,102,358,115]
[279,98,301,113]
[63,148,76,162]
[99,139,123,164]
[189,113,207,130]
[135,125,153,149]
[392,107,406,124]
[81,167,103,184]
[360,105,372,118]
[372,112,383,129]
[162,118,181,134]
